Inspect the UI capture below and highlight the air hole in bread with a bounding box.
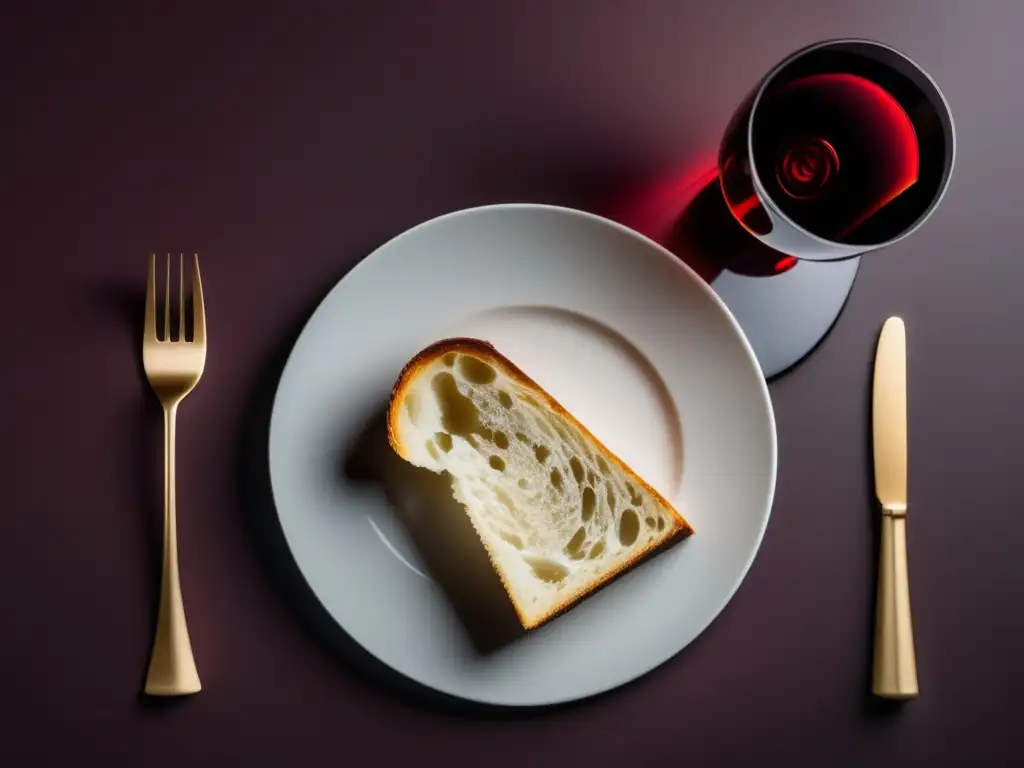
[645,516,656,529]
[495,488,516,512]
[458,354,497,384]
[498,390,514,408]
[425,440,439,461]
[524,556,569,583]
[442,352,457,367]
[515,432,530,443]
[619,509,640,547]
[404,392,421,424]
[606,484,617,510]
[432,372,481,438]
[657,517,666,531]
[550,468,563,492]
[565,526,587,560]
[581,487,596,522]
[435,432,453,453]
[597,457,610,474]
[517,478,529,489]
[489,455,506,472]
[588,541,605,560]
[493,430,509,450]
[587,470,599,485]
[569,456,585,484]
[627,483,643,506]
[500,531,524,550]
[534,444,550,463]
[523,394,539,407]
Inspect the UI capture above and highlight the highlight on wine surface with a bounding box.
[718,39,955,262]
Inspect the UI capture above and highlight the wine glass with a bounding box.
[608,39,955,377]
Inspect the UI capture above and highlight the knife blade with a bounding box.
[871,315,918,699]
[873,316,907,512]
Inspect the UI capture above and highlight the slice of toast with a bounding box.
[387,338,693,630]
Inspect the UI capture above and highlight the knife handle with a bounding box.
[872,508,919,699]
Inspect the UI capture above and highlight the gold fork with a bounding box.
[142,253,206,696]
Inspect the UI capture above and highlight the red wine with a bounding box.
[752,72,919,243]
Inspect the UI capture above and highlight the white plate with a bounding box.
[268,204,777,706]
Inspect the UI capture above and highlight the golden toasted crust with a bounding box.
[386,337,694,630]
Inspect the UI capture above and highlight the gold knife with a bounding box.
[871,316,918,699]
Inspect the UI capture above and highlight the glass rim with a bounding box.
[744,37,957,252]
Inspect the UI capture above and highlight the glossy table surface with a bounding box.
[5,1,1023,765]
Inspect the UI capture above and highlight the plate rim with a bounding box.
[267,202,778,706]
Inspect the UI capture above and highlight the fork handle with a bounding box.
[144,403,201,696]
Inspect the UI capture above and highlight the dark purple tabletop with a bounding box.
[5,1,1023,765]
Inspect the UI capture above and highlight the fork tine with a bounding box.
[145,254,157,340]
[164,254,171,342]
[178,253,185,342]
[192,254,206,344]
